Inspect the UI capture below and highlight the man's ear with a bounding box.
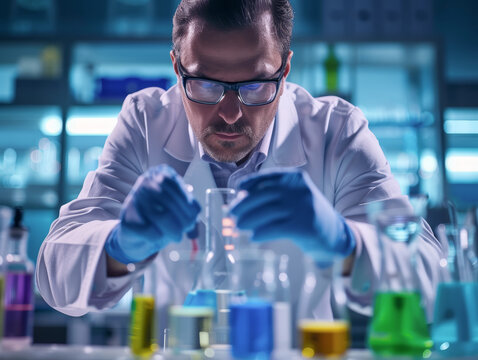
[283,50,293,80]
[170,50,179,76]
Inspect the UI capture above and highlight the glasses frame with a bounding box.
[176,55,287,106]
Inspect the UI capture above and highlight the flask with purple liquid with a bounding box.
[2,208,34,350]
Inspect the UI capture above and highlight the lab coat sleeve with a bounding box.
[36,93,155,316]
[327,106,442,320]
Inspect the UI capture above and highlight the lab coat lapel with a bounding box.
[183,150,216,224]
[261,88,307,171]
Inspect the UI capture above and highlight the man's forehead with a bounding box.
[180,18,281,79]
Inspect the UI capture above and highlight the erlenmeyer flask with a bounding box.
[367,201,433,357]
[432,224,478,357]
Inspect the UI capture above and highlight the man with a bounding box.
[36,0,442,342]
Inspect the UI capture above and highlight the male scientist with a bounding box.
[36,0,442,338]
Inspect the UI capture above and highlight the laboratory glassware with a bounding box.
[2,208,34,350]
[297,255,350,358]
[129,264,157,357]
[0,207,13,342]
[203,188,238,291]
[367,201,433,357]
[168,305,214,355]
[432,223,478,357]
[273,254,292,355]
[163,249,221,355]
[228,248,277,360]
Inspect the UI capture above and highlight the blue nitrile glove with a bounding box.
[229,169,355,260]
[105,165,201,264]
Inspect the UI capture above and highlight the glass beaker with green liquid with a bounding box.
[367,200,433,357]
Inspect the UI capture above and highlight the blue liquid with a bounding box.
[230,299,274,359]
[184,289,217,308]
[432,282,478,356]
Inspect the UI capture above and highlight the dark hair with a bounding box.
[172,0,293,61]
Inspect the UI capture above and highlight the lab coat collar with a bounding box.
[163,85,196,163]
[262,85,307,169]
[164,83,307,169]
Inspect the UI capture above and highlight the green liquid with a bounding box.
[368,291,433,357]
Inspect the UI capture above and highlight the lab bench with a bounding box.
[0,347,476,360]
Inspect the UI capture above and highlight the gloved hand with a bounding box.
[229,169,355,261]
[105,165,201,264]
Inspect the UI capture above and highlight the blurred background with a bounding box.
[0,0,477,347]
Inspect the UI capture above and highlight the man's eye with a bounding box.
[242,83,262,91]
[198,81,218,90]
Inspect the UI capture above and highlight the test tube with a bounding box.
[129,266,157,357]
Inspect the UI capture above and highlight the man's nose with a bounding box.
[217,90,243,124]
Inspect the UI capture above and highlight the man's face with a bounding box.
[171,14,292,163]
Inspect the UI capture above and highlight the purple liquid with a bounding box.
[3,272,33,338]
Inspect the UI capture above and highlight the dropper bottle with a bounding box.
[2,207,34,350]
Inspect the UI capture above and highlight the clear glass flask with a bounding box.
[432,223,478,357]
[367,201,433,357]
[2,208,34,351]
[203,188,238,290]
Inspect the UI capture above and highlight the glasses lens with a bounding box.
[239,82,277,105]
[185,79,223,104]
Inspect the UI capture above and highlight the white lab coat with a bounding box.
[36,83,442,338]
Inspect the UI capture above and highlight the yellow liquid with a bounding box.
[299,320,350,358]
[130,295,157,357]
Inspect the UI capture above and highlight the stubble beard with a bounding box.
[200,123,257,163]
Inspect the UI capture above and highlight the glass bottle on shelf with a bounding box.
[2,208,34,351]
[432,223,478,357]
[324,43,339,93]
[367,200,433,357]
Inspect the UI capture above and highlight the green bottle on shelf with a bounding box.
[324,44,339,93]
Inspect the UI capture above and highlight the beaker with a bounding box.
[297,255,350,358]
[432,224,478,357]
[367,201,433,357]
[228,249,276,360]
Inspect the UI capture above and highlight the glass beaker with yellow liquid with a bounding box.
[297,255,351,358]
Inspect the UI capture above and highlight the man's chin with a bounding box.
[203,143,252,163]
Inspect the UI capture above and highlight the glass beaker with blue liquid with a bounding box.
[432,224,478,357]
